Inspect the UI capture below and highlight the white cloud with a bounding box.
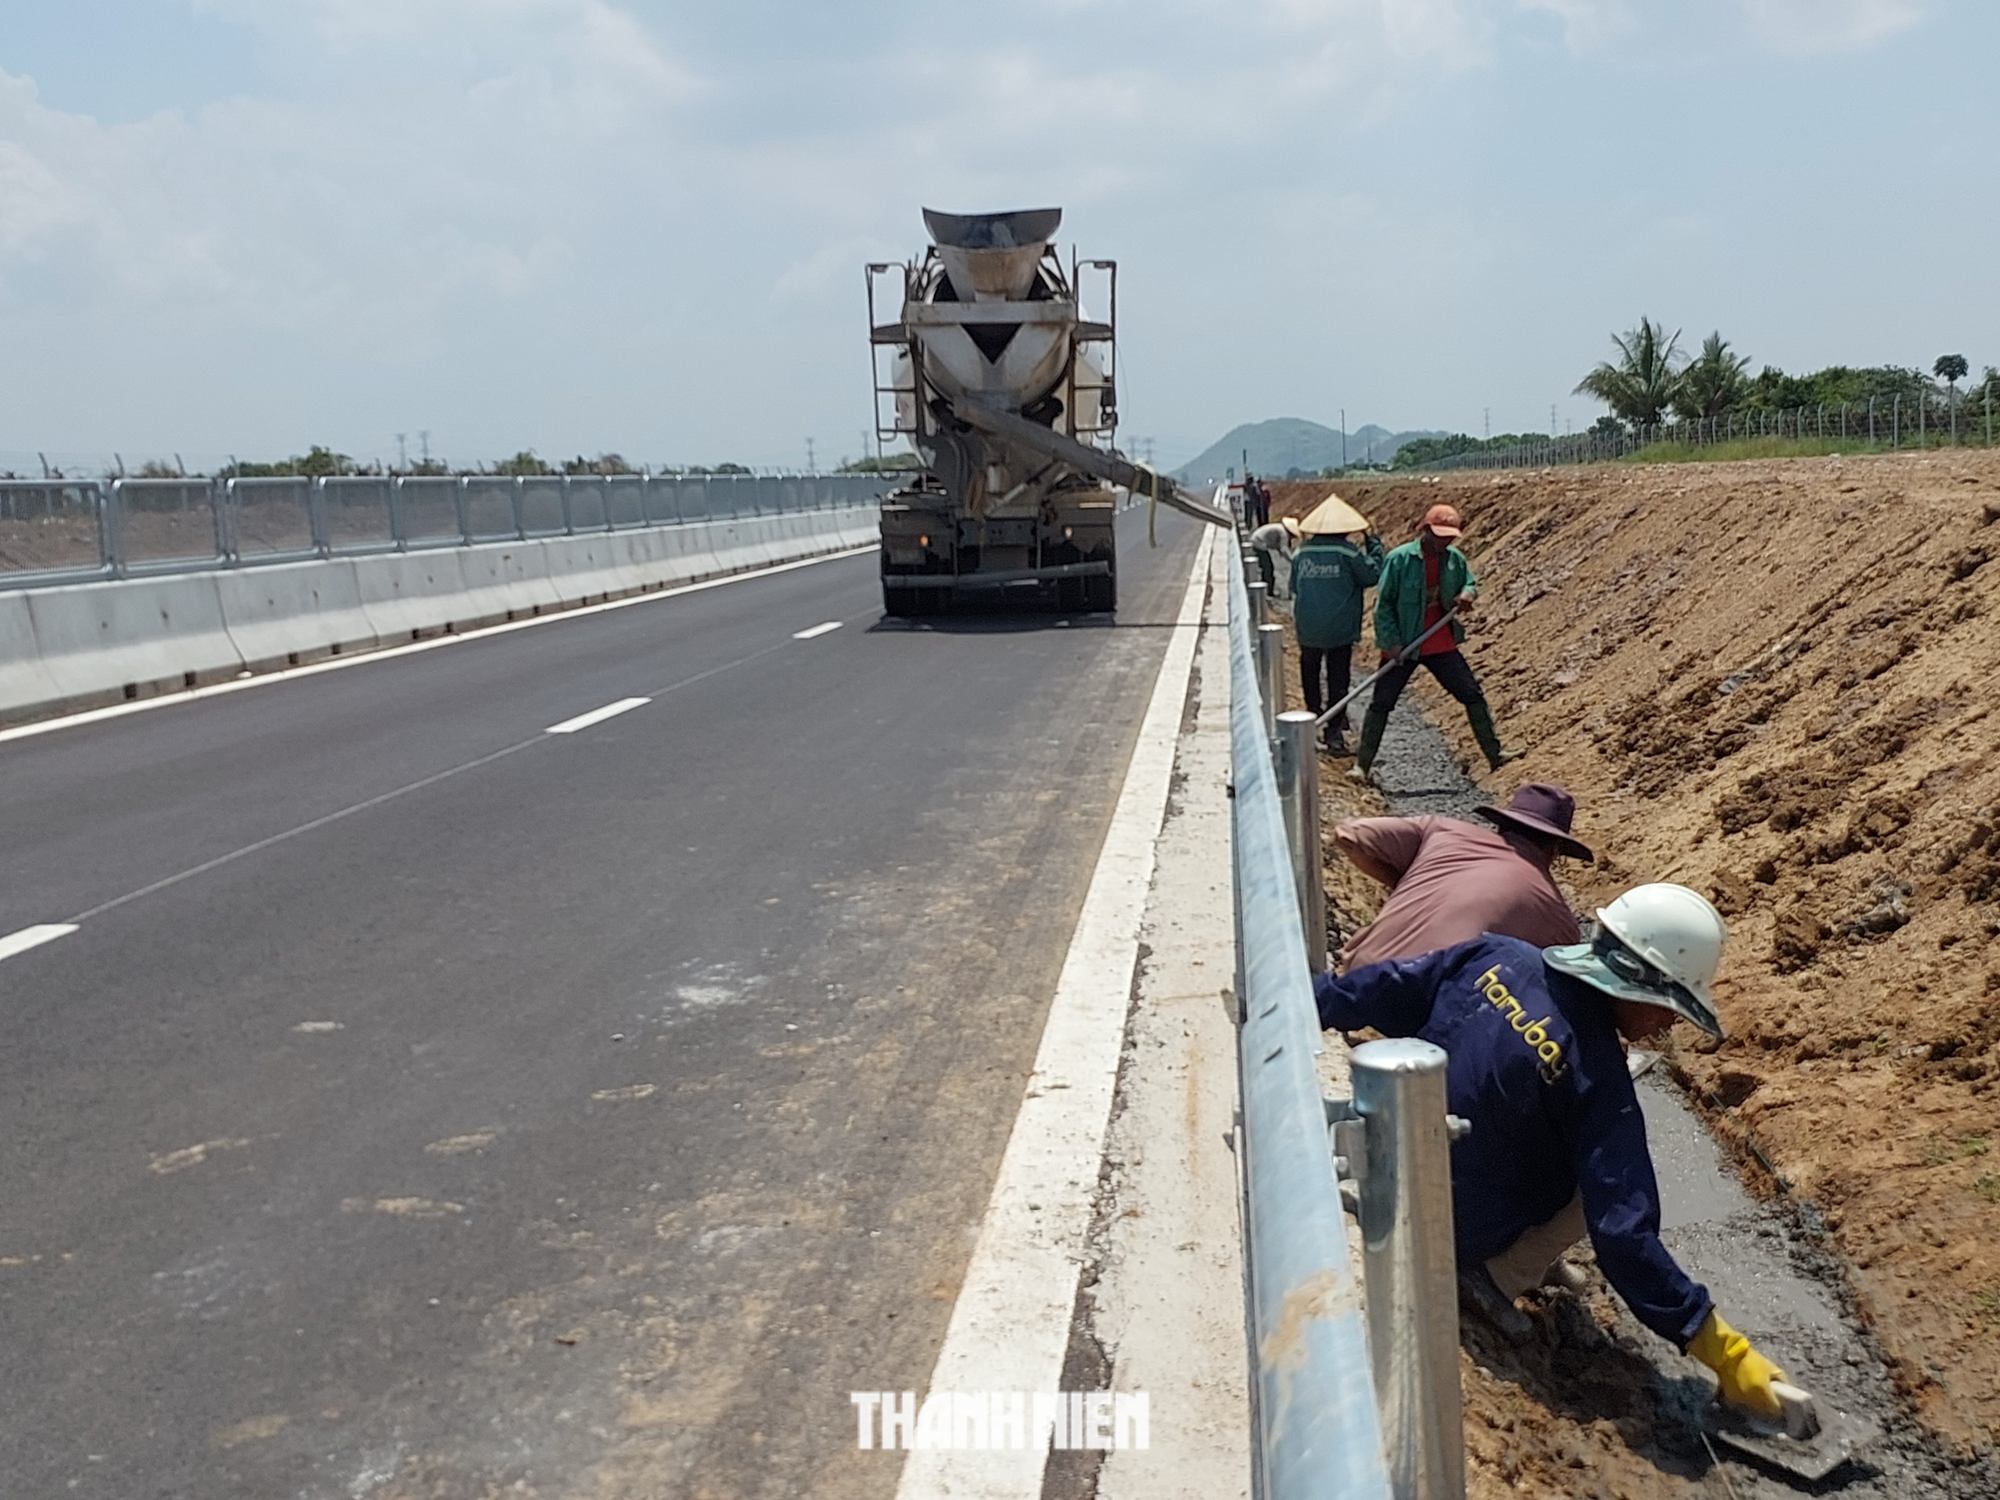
[1516,0,1634,50]
[0,0,1983,466]
[1734,0,1924,53]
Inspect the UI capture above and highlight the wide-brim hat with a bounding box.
[1299,492,1370,536]
[1473,782,1594,863]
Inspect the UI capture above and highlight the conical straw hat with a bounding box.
[1298,491,1370,536]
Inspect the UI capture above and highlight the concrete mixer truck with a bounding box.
[866,208,1230,615]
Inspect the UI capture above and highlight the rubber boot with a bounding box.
[1346,708,1388,783]
[1466,700,1522,771]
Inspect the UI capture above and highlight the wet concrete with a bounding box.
[1360,692,2000,1497]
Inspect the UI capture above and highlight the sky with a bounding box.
[0,0,1994,473]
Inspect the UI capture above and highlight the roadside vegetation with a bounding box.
[1401,320,1997,472]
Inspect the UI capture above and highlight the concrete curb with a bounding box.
[0,505,881,725]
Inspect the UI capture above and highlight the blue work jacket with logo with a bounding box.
[1313,933,1712,1348]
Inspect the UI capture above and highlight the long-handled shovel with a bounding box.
[1311,608,1461,730]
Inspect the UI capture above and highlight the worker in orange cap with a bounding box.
[1349,502,1520,783]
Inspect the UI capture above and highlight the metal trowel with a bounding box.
[1708,1381,1882,1484]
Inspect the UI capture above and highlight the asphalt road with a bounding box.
[0,506,1207,1500]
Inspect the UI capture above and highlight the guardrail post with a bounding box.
[1256,622,1285,740]
[1245,577,1267,630]
[309,477,331,558]
[213,478,237,563]
[1348,1039,1466,1500]
[105,480,128,577]
[1275,711,1327,971]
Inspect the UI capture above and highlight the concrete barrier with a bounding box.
[654,517,722,584]
[216,560,376,667]
[455,543,563,623]
[27,572,243,705]
[0,502,882,723]
[353,550,479,642]
[0,592,62,710]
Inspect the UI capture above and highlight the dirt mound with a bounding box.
[1275,453,2000,1450]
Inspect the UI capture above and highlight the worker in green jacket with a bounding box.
[1349,502,1520,783]
[1289,498,1384,755]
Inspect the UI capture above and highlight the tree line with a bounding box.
[1389,321,1997,469]
[1574,317,1994,427]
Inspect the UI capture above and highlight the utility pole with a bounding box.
[419,431,431,467]
[1484,408,1491,441]
[1340,408,1348,471]
[806,437,816,474]
[1550,404,1557,438]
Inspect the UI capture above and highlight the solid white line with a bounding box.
[791,620,843,640]
[0,544,876,749]
[0,924,79,964]
[544,697,651,735]
[894,525,1215,1499]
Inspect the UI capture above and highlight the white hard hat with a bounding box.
[1543,882,1728,1037]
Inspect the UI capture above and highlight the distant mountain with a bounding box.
[1171,418,1444,483]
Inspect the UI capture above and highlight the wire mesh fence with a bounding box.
[1418,389,2000,472]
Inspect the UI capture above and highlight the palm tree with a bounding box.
[1935,354,1969,441]
[1674,332,1752,421]
[1575,318,1686,427]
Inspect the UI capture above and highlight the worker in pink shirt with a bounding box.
[1335,783,1591,971]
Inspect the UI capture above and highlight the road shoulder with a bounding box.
[1092,536,1250,1499]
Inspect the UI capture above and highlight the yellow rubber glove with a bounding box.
[1687,1310,1787,1420]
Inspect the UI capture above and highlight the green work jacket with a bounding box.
[1289,534,1384,649]
[1374,540,1476,653]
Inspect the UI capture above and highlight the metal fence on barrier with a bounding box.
[0,472,889,591]
[1418,391,2000,473]
[1229,517,1467,1500]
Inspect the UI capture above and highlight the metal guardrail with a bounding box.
[1228,522,1467,1500]
[0,472,890,592]
[1228,536,1394,1500]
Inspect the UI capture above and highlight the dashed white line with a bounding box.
[0,924,79,964]
[791,621,844,640]
[544,697,651,735]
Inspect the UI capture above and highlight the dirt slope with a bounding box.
[1269,452,2000,1449]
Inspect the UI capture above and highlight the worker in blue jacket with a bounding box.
[1313,882,1790,1419]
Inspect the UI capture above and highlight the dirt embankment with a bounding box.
[1269,452,2000,1449]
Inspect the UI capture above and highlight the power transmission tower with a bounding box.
[419,431,431,466]
[806,437,816,474]
[396,433,407,471]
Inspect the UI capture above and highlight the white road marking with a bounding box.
[791,620,843,640]
[0,543,876,749]
[61,630,805,926]
[0,924,78,963]
[894,525,1215,1500]
[544,696,650,735]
